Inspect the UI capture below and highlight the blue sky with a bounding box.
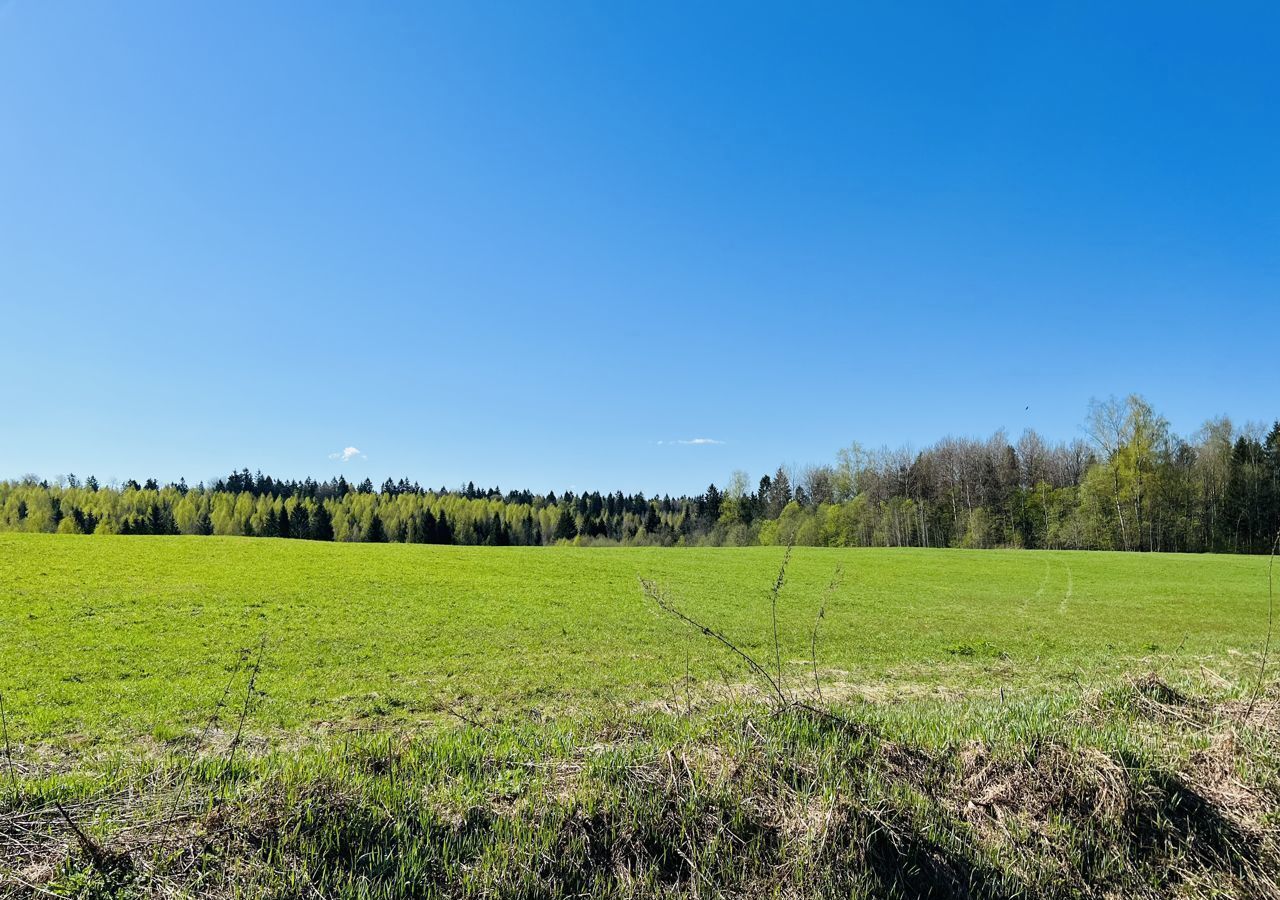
[2,2,1277,493]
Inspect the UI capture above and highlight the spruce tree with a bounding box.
[422,509,438,543]
[644,506,661,533]
[312,503,334,541]
[435,511,453,544]
[490,513,509,546]
[148,502,175,535]
[1265,422,1280,541]
[554,506,578,541]
[703,483,722,524]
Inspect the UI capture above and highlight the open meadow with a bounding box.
[0,533,1271,748]
[7,1,1279,894]
[2,534,1279,898]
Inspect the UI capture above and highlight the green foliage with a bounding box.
[3,397,1278,552]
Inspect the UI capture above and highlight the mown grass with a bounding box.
[0,534,1271,749]
[1,534,1277,897]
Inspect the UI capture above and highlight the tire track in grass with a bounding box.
[1058,561,1074,615]
[1024,560,1051,614]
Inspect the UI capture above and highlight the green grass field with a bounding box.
[2,534,1277,898]
[1,534,1271,749]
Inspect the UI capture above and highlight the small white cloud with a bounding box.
[329,446,365,462]
[658,437,724,446]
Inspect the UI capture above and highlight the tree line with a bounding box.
[3,396,1278,553]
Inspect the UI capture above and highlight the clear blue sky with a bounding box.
[2,2,1276,494]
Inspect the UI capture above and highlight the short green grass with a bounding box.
[0,533,1270,749]
[2,534,1277,898]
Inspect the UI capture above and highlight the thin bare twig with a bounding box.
[440,703,491,732]
[226,637,266,773]
[811,565,843,701]
[770,544,793,698]
[641,578,785,704]
[684,642,692,715]
[1246,530,1280,718]
[166,646,250,822]
[0,691,16,799]
[642,553,862,732]
[56,800,126,874]
[3,871,63,898]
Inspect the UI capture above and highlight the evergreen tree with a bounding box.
[312,503,334,541]
[491,513,510,546]
[554,506,578,541]
[1265,422,1280,542]
[290,504,310,540]
[416,509,438,543]
[644,505,660,533]
[148,502,175,535]
[703,483,722,524]
[766,468,791,517]
[435,511,454,544]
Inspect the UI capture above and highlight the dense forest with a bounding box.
[3,396,1279,553]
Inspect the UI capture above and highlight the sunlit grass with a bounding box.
[0,533,1269,750]
[1,534,1276,897]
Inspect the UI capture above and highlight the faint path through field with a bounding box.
[1058,562,1074,615]
[1024,561,1051,614]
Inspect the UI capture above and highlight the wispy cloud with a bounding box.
[657,437,725,446]
[328,446,365,462]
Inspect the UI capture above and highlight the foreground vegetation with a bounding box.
[4,679,1278,898]
[4,396,1279,553]
[2,535,1277,897]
